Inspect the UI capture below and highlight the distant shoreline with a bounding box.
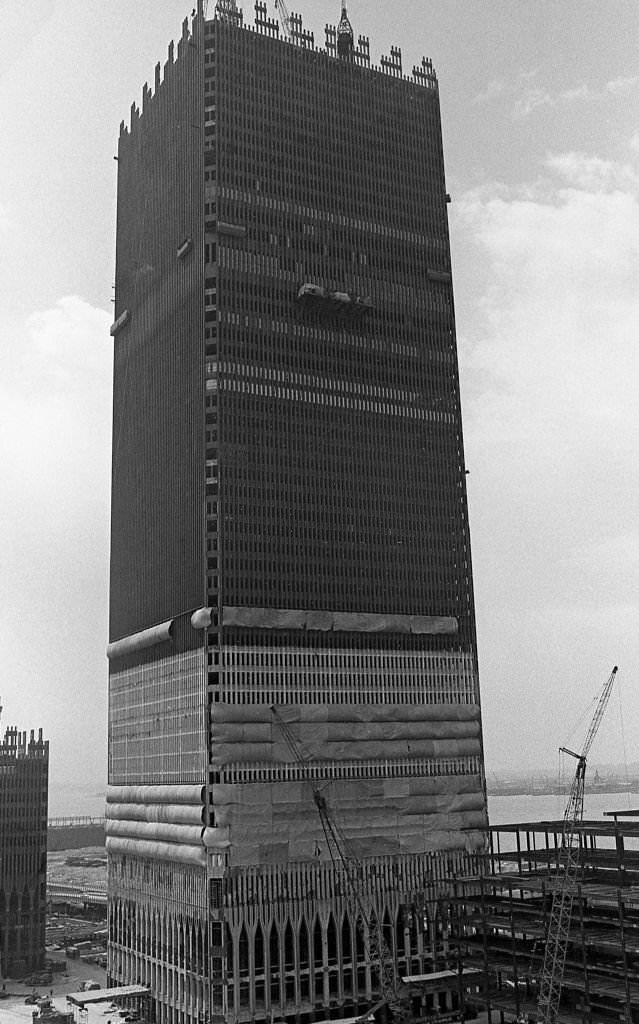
[488,782,639,797]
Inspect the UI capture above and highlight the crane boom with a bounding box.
[580,667,618,762]
[271,706,404,1020]
[537,666,618,1024]
[274,0,292,37]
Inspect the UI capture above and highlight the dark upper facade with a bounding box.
[110,1,475,652]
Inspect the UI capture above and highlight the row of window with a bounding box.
[219,755,480,785]
[215,183,444,253]
[216,309,453,370]
[220,359,438,409]
[219,375,453,422]
[216,272,453,330]
[221,646,472,669]
[216,688,474,707]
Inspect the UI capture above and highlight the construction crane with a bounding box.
[270,706,405,1022]
[274,0,292,37]
[214,0,239,22]
[536,665,618,1024]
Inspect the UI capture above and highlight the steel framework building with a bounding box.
[0,715,49,979]
[106,4,487,1024]
[453,816,639,1023]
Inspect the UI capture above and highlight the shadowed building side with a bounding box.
[0,714,49,979]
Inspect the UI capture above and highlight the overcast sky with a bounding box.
[1,0,638,810]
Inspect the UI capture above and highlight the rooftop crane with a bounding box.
[270,706,406,1022]
[536,665,618,1024]
[274,0,292,38]
[214,0,240,22]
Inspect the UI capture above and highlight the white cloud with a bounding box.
[605,74,639,96]
[2,296,112,500]
[513,86,553,118]
[560,84,591,103]
[26,295,112,386]
[545,151,639,192]
[0,296,112,786]
[473,79,506,105]
[452,142,639,769]
[510,74,639,119]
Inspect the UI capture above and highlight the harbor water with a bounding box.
[488,789,639,826]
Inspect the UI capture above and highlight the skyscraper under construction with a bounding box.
[106,4,487,1024]
[0,711,48,979]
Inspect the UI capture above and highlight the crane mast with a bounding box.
[274,0,292,37]
[271,707,405,1021]
[536,666,618,1024]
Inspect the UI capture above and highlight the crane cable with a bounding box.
[617,679,631,807]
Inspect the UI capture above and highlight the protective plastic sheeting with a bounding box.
[213,703,480,724]
[104,783,209,864]
[106,819,204,845]
[190,607,212,629]
[106,619,173,660]
[106,835,206,867]
[209,702,481,766]
[106,783,204,805]
[213,737,480,764]
[106,802,204,825]
[208,775,487,866]
[222,606,457,635]
[207,700,486,865]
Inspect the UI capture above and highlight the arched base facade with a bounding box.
[108,848,478,1024]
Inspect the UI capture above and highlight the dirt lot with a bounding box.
[1,950,107,1001]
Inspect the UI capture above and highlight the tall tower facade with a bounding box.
[0,715,49,978]
[107,5,487,1024]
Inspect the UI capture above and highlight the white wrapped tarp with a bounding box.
[104,784,209,864]
[222,606,457,635]
[207,701,487,865]
[212,737,480,764]
[106,783,204,805]
[106,836,206,867]
[202,826,231,849]
[218,830,487,867]
[106,620,173,660]
[191,607,213,629]
[105,819,204,845]
[105,817,227,847]
[212,703,479,724]
[208,773,487,866]
[106,802,204,825]
[209,702,481,766]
